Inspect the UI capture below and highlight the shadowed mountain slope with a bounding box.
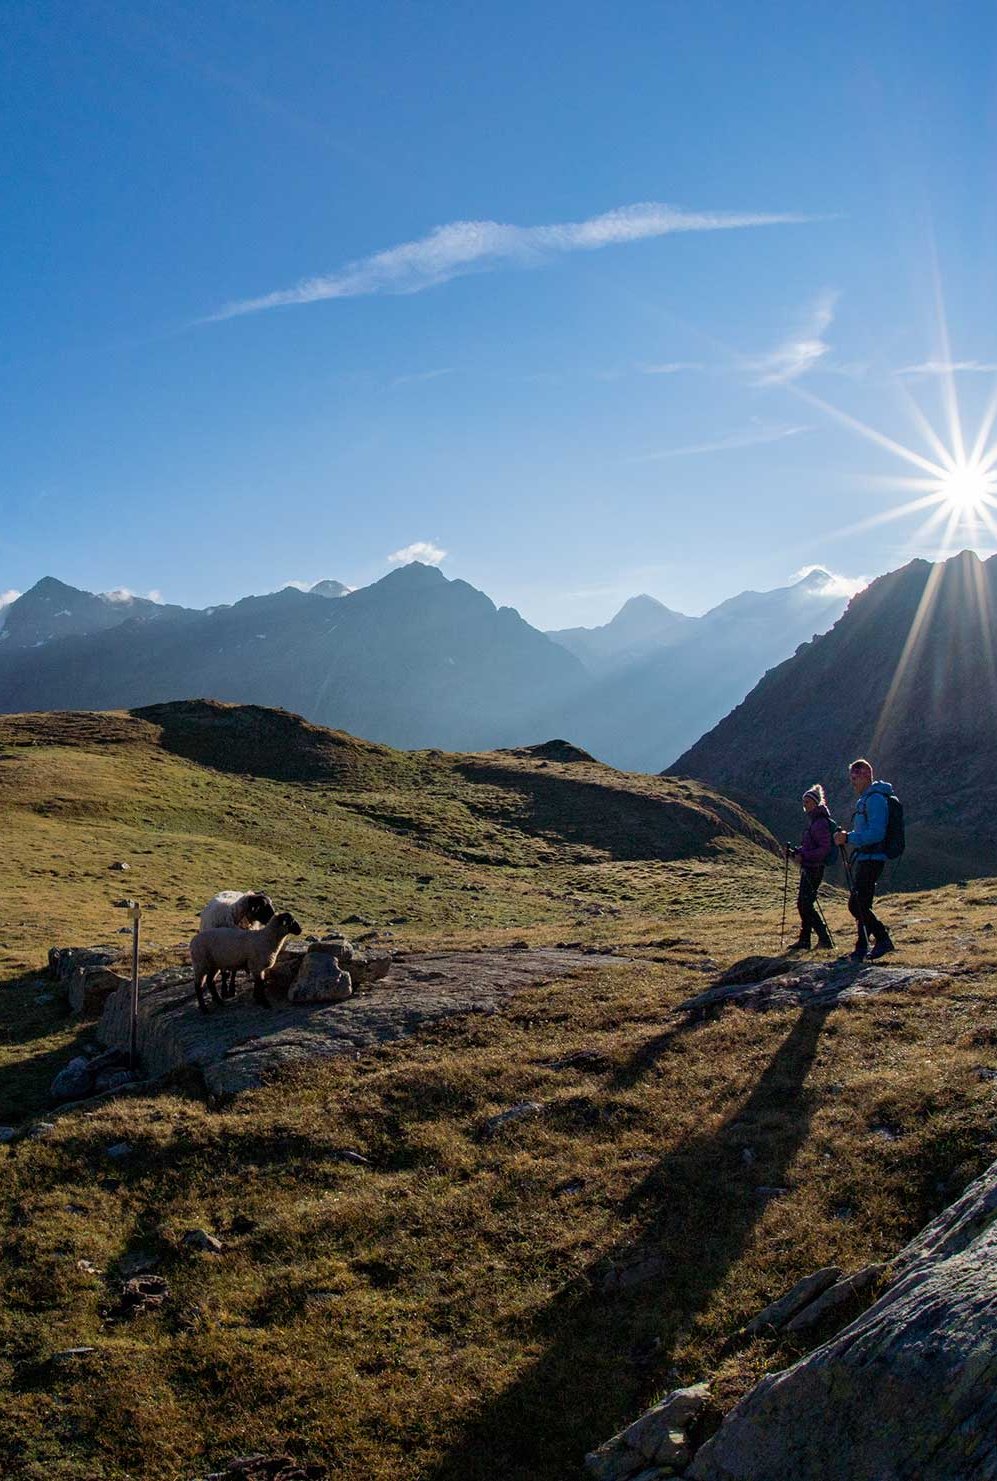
[0,565,586,752]
[670,550,997,886]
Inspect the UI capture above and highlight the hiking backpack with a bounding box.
[884,793,905,860]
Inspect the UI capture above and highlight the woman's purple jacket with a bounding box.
[798,804,833,867]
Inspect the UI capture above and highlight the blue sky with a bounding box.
[4,0,997,627]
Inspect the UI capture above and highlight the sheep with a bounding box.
[199,890,275,932]
[198,891,275,995]
[190,911,303,1013]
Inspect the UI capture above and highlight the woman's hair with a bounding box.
[803,783,826,806]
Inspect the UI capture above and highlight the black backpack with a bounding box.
[884,793,906,859]
[821,815,840,869]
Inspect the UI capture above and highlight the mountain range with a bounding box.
[0,566,851,764]
[671,548,997,886]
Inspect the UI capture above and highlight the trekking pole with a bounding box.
[780,846,790,950]
[839,844,869,954]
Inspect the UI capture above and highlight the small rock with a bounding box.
[110,861,130,871]
[105,1142,133,1160]
[977,1066,997,1082]
[586,1382,711,1479]
[480,1101,544,1137]
[332,1149,370,1166]
[50,1056,94,1103]
[35,992,54,1005]
[116,1274,170,1317]
[741,1147,756,1167]
[548,1048,609,1071]
[52,1347,97,1363]
[784,1263,886,1333]
[745,1266,842,1334]
[754,1185,789,1202]
[342,914,374,926]
[183,1228,224,1254]
[28,1122,57,1140]
[76,1258,102,1275]
[0,1126,16,1144]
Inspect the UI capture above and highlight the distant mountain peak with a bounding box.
[381,560,447,587]
[309,579,349,599]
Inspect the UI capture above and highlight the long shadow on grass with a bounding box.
[425,1007,829,1481]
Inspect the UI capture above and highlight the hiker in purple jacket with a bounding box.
[788,784,834,950]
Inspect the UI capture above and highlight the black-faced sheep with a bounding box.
[189,911,302,1013]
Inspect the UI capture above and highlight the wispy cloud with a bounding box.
[0,589,20,610]
[637,361,705,375]
[387,541,447,566]
[749,289,838,385]
[632,419,811,462]
[895,359,997,377]
[390,367,456,388]
[206,202,823,322]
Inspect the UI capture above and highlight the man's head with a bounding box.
[849,757,874,795]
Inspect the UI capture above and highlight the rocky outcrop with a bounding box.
[96,946,624,1097]
[689,1160,997,1478]
[679,955,946,1015]
[586,1157,997,1480]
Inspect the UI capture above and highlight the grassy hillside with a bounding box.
[1,704,996,1481]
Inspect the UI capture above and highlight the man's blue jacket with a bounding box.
[847,779,896,861]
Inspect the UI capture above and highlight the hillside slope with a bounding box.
[670,550,997,886]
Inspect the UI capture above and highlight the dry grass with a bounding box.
[1,707,996,1479]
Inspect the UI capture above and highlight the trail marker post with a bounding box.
[129,902,142,1072]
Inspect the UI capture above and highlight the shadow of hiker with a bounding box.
[424,1006,830,1481]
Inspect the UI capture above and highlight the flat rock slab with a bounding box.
[97,947,624,1097]
[679,956,946,1015]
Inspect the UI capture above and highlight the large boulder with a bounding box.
[287,954,353,1005]
[686,1158,997,1479]
[49,946,127,1016]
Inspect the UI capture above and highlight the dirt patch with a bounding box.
[97,946,627,1096]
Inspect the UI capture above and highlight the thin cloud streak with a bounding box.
[637,361,705,375]
[896,360,997,377]
[632,421,811,461]
[206,203,824,322]
[749,288,838,385]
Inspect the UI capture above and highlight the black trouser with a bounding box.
[848,859,888,947]
[796,866,827,941]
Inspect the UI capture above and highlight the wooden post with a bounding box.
[129,902,142,1072]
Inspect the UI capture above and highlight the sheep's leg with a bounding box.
[195,969,210,1014]
[253,973,271,1008]
[205,967,223,1008]
[221,969,235,999]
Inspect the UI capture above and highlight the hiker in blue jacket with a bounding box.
[833,757,896,962]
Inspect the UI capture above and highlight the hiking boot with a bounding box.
[848,944,867,963]
[815,932,834,950]
[787,936,811,953]
[868,937,895,961]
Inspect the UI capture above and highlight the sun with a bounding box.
[938,461,995,515]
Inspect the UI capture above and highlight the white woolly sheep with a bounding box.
[199,890,275,932]
[190,911,302,1013]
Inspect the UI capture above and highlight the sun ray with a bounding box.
[929,246,968,466]
[892,376,958,472]
[788,382,949,479]
[870,561,944,752]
